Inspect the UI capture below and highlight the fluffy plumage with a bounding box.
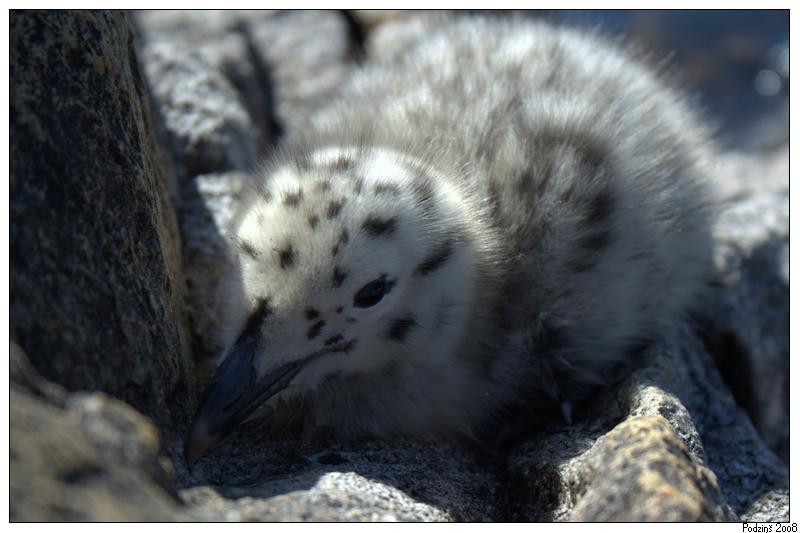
[188,16,713,460]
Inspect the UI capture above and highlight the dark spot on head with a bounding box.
[534,169,552,198]
[585,187,615,225]
[374,183,401,196]
[336,306,344,313]
[332,229,349,257]
[343,339,357,352]
[577,228,611,252]
[237,297,272,343]
[332,266,347,288]
[415,240,452,275]
[239,239,260,259]
[382,360,401,381]
[433,297,454,333]
[307,320,326,340]
[362,216,396,238]
[560,182,577,203]
[569,257,596,273]
[327,199,344,220]
[384,315,417,343]
[515,170,536,196]
[283,189,303,208]
[278,245,296,270]
[258,186,273,204]
[305,307,320,320]
[324,334,344,347]
[308,214,319,230]
[316,181,332,193]
[568,227,611,271]
[352,176,364,195]
[331,155,353,171]
[346,317,357,324]
[535,319,570,354]
[412,178,436,217]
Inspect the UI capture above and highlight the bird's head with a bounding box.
[186,146,483,464]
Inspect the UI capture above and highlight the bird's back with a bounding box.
[299,16,714,402]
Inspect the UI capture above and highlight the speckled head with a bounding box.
[186,146,481,463]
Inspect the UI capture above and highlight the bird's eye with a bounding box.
[353,278,387,308]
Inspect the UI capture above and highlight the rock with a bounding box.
[507,325,788,522]
[177,437,500,521]
[9,10,193,441]
[11,346,190,521]
[245,11,353,135]
[134,10,278,144]
[706,147,789,463]
[567,417,731,521]
[363,12,441,62]
[138,40,262,178]
[177,171,250,359]
[135,10,354,147]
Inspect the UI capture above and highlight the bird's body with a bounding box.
[187,16,713,462]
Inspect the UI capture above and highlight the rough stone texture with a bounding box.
[244,11,353,135]
[11,344,190,522]
[136,10,353,146]
[706,147,789,463]
[176,171,250,360]
[9,10,193,441]
[139,41,262,179]
[567,417,731,521]
[506,325,788,522]
[177,438,499,521]
[10,10,789,523]
[134,11,278,148]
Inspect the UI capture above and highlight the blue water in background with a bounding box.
[552,10,789,150]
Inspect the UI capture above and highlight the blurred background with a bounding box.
[553,10,788,151]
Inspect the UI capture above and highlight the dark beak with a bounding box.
[184,334,305,465]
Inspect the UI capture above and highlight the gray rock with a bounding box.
[139,41,262,178]
[246,10,353,135]
[178,439,499,521]
[136,10,354,146]
[706,147,789,463]
[507,325,788,522]
[566,417,731,521]
[363,12,446,61]
[135,10,278,143]
[11,345,190,522]
[10,10,193,441]
[177,171,250,359]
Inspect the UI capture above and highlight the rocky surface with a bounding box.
[178,438,500,521]
[707,147,790,465]
[507,325,788,521]
[10,10,194,443]
[10,10,789,522]
[10,344,190,521]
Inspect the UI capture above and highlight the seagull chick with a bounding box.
[186,17,713,464]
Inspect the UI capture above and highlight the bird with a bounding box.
[185,15,714,465]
